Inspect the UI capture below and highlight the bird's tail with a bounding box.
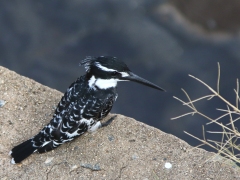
[9,139,37,164]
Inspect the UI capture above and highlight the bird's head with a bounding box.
[80,56,165,91]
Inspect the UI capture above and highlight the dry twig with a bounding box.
[172,63,240,164]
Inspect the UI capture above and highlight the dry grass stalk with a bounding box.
[172,63,240,164]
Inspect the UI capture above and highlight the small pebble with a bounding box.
[165,162,172,169]
[0,100,6,107]
[80,163,101,171]
[45,157,54,164]
[132,153,139,160]
[108,135,114,141]
[70,165,78,171]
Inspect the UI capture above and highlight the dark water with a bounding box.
[1,0,240,152]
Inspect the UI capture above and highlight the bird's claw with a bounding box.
[101,115,117,127]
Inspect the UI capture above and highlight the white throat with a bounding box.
[88,75,118,89]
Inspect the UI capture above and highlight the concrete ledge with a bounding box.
[0,66,239,179]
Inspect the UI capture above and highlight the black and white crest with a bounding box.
[80,56,130,74]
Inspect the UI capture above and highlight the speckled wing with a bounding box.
[32,76,88,152]
[34,76,117,153]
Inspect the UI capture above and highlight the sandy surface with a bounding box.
[0,66,239,179]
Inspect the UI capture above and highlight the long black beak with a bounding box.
[120,72,166,91]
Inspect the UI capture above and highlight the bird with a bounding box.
[9,56,165,164]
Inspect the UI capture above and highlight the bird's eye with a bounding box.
[111,71,118,76]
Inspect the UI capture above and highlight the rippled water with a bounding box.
[1,1,240,152]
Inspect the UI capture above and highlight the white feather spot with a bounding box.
[62,123,67,128]
[9,151,12,156]
[11,158,16,164]
[65,130,80,138]
[42,141,51,147]
[80,118,93,126]
[88,121,101,132]
[54,141,61,145]
[95,62,116,72]
[120,72,129,77]
[95,78,117,89]
[88,76,96,89]
[88,75,118,89]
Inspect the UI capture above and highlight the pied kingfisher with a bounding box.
[10,56,165,164]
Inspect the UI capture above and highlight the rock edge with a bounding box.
[0,66,239,179]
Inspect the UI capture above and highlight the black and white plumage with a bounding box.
[10,56,165,164]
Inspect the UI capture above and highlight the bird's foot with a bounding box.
[88,115,117,133]
[101,115,117,127]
